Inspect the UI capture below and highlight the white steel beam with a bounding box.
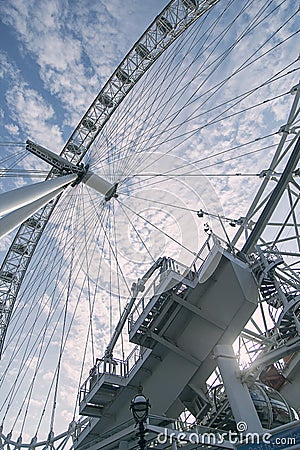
[232,83,300,249]
[242,337,300,381]
[214,344,264,434]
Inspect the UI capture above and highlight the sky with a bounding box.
[0,0,299,444]
[0,0,167,149]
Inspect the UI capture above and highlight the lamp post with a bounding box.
[130,393,151,450]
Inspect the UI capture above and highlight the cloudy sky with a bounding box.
[0,1,168,149]
[0,0,299,444]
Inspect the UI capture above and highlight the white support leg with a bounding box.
[214,344,264,434]
[0,174,77,216]
[0,187,68,240]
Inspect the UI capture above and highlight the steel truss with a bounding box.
[0,0,299,447]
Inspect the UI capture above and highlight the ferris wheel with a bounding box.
[0,0,299,449]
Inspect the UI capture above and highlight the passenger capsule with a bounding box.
[116,68,131,84]
[135,43,150,59]
[82,118,97,132]
[66,143,81,155]
[98,93,114,108]
[181,0,198,9]
[157,16,173,36]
